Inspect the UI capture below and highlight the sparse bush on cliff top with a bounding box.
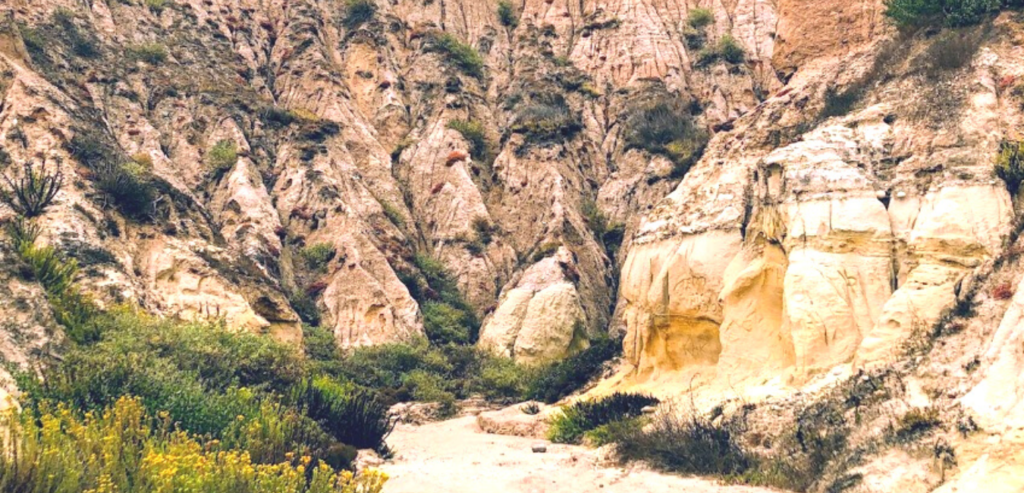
[883,0,1014,28]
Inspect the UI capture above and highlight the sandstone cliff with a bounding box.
[3,0,1024,490]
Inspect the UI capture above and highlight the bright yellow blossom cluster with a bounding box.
[0,397,387,493]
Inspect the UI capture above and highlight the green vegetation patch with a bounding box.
[448,119,489,159]
[548,392,659,444]
[622,93,708,180]
[498,0,519,28]
[425,32,485,78]
[695,34,745,67]
[688,8,715,29]
[127,42,169,65]
[883,0,1012,28]
[206,139,239,173]
[342,0,377,29]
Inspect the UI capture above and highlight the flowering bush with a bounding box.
[0,397,387,493]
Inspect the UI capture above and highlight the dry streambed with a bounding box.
[380,414,775,493]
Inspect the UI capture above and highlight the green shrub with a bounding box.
[623,97,707,176]
[531,241,560,262]
[403,370,457,416]
[380,200,405,227]
[426,33,485,78]
[289,290,322,326]
[0,160,64,218]
[342,0,377,29]
[20,243,79,297]
[336,340,452,393]
[302,324,339,362]
[422,301,474,345]
[127,43,168,64]
[292,376,396,454]
[820,86,863,119]
[69,128,157,220]
[335,341,534,405]
[18,24,46,59]
[4,215,40,254]
[528,338,619,403]
[472,356,535,402]
[923,29,983,75]
[206,139,238,173]
[52,8,101,59]
[688,8,715,28]
[472,216,497,245]
[498,0,518,28]
[613,409,753,477]
[220,397,344,468]
[5,216,101,343]
[893,407,941,441]
[548,392,659,444]
[584,416,645,446]
[996,140,1024,195]
[883,0,1004,28]
[93,160,156,219]
[411,253,480,342]
[300,242,337,271]
[51,288,101,344]
[581,198,607,238]
[448,119,488,159]
[511,99,582,144]
[697,34,745,67]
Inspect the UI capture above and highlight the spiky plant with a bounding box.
[0,159,64,217]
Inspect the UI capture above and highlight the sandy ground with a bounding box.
[380,415,775,493]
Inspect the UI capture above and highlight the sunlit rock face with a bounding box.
[0,0,781,361]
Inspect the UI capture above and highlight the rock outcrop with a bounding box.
[5,0,1024,490]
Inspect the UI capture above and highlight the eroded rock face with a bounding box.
[616,26,1014,388]
[0,0,788,360]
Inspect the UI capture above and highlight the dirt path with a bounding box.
[380,415,775,493]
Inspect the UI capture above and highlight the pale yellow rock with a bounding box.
[477,288,533,358]
[857,185,1011,364]
[619,232,743,379]
[716,240,793,380]
[512,282,587,364]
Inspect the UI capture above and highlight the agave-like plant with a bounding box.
[0,159,65,218]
